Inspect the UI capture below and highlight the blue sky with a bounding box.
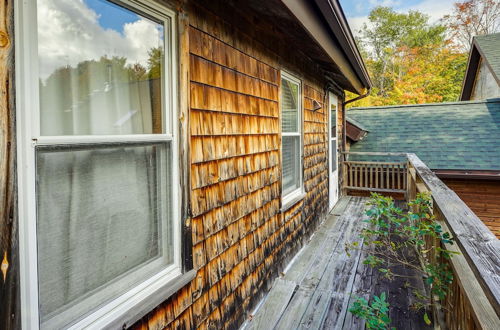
[339,0,457,35]
[38,0,163,79]
[84,0,139,33]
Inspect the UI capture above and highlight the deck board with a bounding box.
[246,279,297,330]
[243,196,432,330]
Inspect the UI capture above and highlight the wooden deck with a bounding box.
[242,196,431,330]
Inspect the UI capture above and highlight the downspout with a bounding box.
[342,87,370,153]
[340,87,370,194]
[341,87,372,166]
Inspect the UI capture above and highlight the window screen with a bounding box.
[281,74,302,198]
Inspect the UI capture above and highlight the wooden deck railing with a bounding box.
[343,161,407,194]
[342,152,500,329]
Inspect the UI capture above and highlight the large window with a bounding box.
[17,0,180,328]
[281,72,303,204]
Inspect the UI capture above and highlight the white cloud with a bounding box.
[408,0,455,24]
[37,0,162,80]
[346,0,456,37]
[369,0,401,7]
[347,16,369,36]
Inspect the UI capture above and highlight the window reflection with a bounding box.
[331,104,336,137]
[38,0,166,135]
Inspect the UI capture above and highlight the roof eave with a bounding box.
[316,0,372,89]
[281,0,371,94]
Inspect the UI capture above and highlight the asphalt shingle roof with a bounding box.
[475,33,500,82]
[347,99,500,171]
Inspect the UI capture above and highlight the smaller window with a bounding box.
[281,72,303,204]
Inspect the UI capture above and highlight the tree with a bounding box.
[147,47,163,79]
[360,7,446,61]
[358,7,447,99]
[442,0,500,51]
[347,7,467,108]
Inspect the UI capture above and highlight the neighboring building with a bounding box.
[345,117,369,142]
[0,0,371,329]
[347,99,500,237]
[461,33,500,101]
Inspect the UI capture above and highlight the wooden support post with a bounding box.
[0,1,20,329]
[341,161,348,196]
[178,7,193,272]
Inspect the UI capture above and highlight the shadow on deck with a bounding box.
[242,196,431,330]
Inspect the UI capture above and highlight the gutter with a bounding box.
[343,87,370,106]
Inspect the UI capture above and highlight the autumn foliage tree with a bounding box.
[442,0,500,51]
[347,7,467,108]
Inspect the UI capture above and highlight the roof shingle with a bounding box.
[347,99,500,171]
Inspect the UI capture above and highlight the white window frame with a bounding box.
[280,71,304,207]
[15,0,183,329]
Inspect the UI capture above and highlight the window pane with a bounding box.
[38,0,165,135]
[282,136,301,195]
[331,103,336,138]
[331,139,337,172]
[36,142,173,328]
[281,78,299,132]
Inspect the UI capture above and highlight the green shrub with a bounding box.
[347,193,457,328]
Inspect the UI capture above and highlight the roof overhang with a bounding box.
[281,0,372,94]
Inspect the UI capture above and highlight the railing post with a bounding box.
[341,159,347,196]
[406,160,416,204]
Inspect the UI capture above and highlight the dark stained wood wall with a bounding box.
[131,2,333,329]
[443,179,500,238]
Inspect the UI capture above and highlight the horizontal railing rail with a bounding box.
[341,152,500,329]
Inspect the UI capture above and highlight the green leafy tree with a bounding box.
[348,7,467,107]
[147,47,164,79]
[358,7,447,97]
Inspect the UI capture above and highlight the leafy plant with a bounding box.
[347,193,457,328]
[349,293,392,330]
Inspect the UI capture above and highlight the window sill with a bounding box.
[281,191,306,213]
[103,268,196,330]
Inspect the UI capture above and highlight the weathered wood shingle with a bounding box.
[131,3,334,328]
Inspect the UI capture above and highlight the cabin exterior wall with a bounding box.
[0,0,346,329]
[130,3,338,328]
[470,58,500,100]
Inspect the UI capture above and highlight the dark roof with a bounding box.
[347,99,500,171]
[460,33,500,100]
